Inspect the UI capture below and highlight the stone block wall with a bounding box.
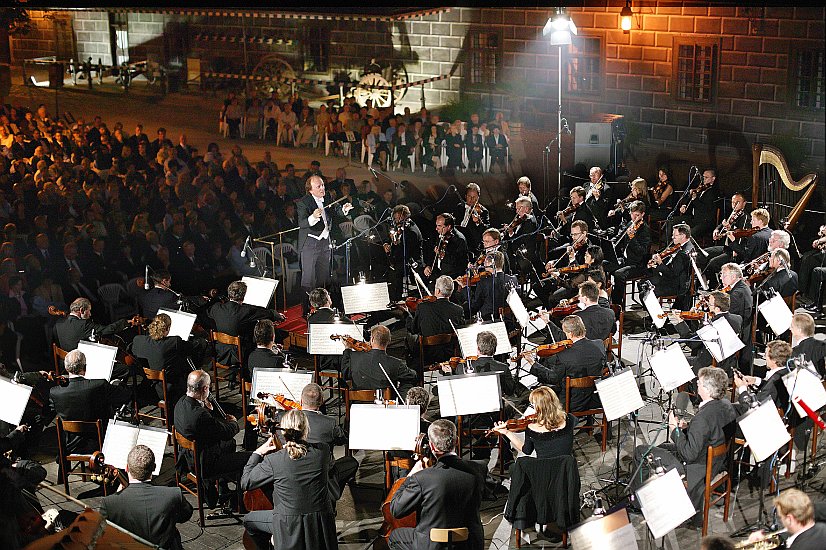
[71,11,111,65]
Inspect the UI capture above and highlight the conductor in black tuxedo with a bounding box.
[791,312,826,376]
[405,275,464,368]
[207,280,285,367]
[297,175,354,315]
[174,370,251,510]
[525,316,606,414]
[100,445,193,550]
[137,270,180,318]
[342,325,418,397]
[389,419,486,550]
[54,297,129,352]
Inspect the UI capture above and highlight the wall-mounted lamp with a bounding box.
[620,0,633,34]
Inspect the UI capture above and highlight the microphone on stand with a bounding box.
[240,235,250,257]
[673,391,690,420]
[144,265,150,290]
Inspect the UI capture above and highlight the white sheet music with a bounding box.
[507,289,530,328]
[524,312,548,337]
[77,341,117,381]
[437,372,502,417]
[241,276,279,308]
[308,323,364,355]
[648,343,696,392]
[157,308,197,341]
[642,290,666,329]
[783,366,826,419]
[697,317,744,362]
[511,342,539,388]
[455,321,511,357]
[101,420,168,476]
[251,368,314,403]
[0,376,33,426]
[570,508,638,550]
[341,282,390,314]
[758,294,793,336]
[738,399,791,462]
[595,369,643,421]
[636,468,696,539]
[348,404,420,451]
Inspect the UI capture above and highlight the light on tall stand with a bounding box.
[543,10,577,211]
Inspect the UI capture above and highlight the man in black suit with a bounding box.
[574,281,616,342]
[649,223,694,308]
[137,270,180,318]
[486,125,508,173]
[696,192,748,271]
[465,124,484,174]
[100,445,192,550]
[423,213,469,282]
[527,316,606,413]
[503,197,539,279]
[453,182,490,254]
[668,291,742,376]
[791,312,826,376]
[174,370,250,510]
[389,419,485,550]
[633,366,736,527]
[459,251,518,321]
[706,207,772,281]
[608,201,652,306]
[760,489,826,550]
[670,168,722,240]
[49,349,130,470]
[247,319,285,373]
[757,248,798,298]
[458,330,517,397]
[550,186,595,246]
[169,241,209,296]
[207,280,285,367]
[54,298,130,352]
[342,325,418,397]
[732,340,791,415]
[721,263,754,373]
[405,276,464,369]
[384,204,424,301]
[297,175,354,314]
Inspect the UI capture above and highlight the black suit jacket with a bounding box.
[651,247,691,298]
[530,338,606,412]
[758,268,798,298]
[49,376,127,453]
[54,314,129,352]
[675,311,742,374]
[575,304,616,342]
[470,272,518,319]
[622,222,652,267]
[787,522,826,550]
[728,280,753,336]
[670,397,736,487]
[407,298,464,338]
[129,335,190,379]
[427,230,469,279]
[792,337,826,377]
[734,369,790,415]
[247,347,285,371]
[173,395,240,478]
[389,454,486,550]
[342,348,418,396]
[207,300,278,364]
[459,356,516,396]
[101,482,193,550]
[138,287,179,318]
[728,226,770,262]
[297,193,336,250]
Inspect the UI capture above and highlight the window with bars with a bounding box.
[302,26,329,73]
[567,35,602,95]
[467,30,500,86]
[790,49,824,110]
[673,38,719,103]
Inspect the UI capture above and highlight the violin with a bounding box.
[390,295,437,312]
[648,243,681,268]
[744,251,771,276]
[330,334,371,352]
[681,177,714,211]
[559,263,587,274]
[729,227,760,239]
[435,232,451,260]
[503,214,525,235]
[550,301,579,318]
[258,391,302,411]
[608,194,635,216]
[45,371,69,386]
[429,356,479,373]
[812,226,826,250]
[556,201,580,222]
[454,270,492,287]
[627,218,643,240]
[485,414,538,437]
[650,180,670,203]
[510,339,573,361]
[658,310,709,321]
[713,209,744,240]
[126,314,146,328]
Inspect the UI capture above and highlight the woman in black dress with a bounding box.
[492,386,574,459]
[241,409,338,550]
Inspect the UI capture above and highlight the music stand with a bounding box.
[648,343,696,393]
[251,368,314,405]
[101,419,168,476]
[0,376,33,426]
[157,307,197,341]
[757,293,793,337]
[635,468,696,539]
[453,320,511,357]
[341,281,390,315]
[696,318,744,363]
[596,368,645,493]
[77,341,117,381]
[569,507,638,550]
[738,399,791,463]
[241,276,279,309]
[348,404,420,451]
[307,323,364,355]
[437,372,502,417]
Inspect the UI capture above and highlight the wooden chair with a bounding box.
[55,418,104,496]
[605,303,624,362]
[431,527,469,549]
[52,343,68,375]
[173,428,206,526]
[210,330,243,401]
[240,375,252,422]
[136,367,169,429]
[702,441,732,536]
[344,386,391,455]
[457,408,506,474]
[419,333,456,385]
[384,453,415,493]
[564,376,608,452]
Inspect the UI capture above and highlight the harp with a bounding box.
[752,143,818,232]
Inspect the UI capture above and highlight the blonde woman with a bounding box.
[241,409,338,550]
[492,386,575,459]
[129,313,193,404]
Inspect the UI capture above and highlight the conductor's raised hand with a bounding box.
[342,202,354,215]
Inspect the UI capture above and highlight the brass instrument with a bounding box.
[733,528,786,549]
[753,143,818,232]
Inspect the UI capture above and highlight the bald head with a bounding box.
[186,370,210,397]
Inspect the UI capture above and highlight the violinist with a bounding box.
[504,197,538,276]
[647,167,675,224]
[137,269,179,318]
[384,205,424,301]
[451,331,516,396]
[241,409,338,550]
[758,248,798,298]
[388,419,486,550]
[523,316,607,416]
[404,276,464,368]
[515,176,541,216]
[553,186,594,240]
[705,208,771,281]
[54,297,131,353]
[458,251,518,321]
[423,213,469,281]
[585,166,610,229]
[695,192,748,270]
[608,201,652,307]
[647,224,694,308]
[719,263,754,373]
[607,177,649,229]
[342,325,418,396]
[542,222,591,306]
[541,281,615,344]
[670,168,721,240]
[476,228,511,274]
[492,386,575,459]
[174,370,249,512]
[307,288,353,374]
[453,182,489,253]
[799,223,826,306]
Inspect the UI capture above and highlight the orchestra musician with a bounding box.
[647,223,694,308]
[342,325,418,396]
[607,201,652,307]
[307,288,353,375]
[404,276,465,368]
[477,228,511,274]
[423,213,469,281]
[515,176,540,217]
[241,410,338,550]
[704,207,772,282]
[606,178,649,228]
[503,197,538,279]
[453,182,489,253]
[647,167,674,223]
[757,248,799,298]
[552,186,594,242]
[720,263,754,373]
[387,419,486,550]
[573,281,616,342]
[696,192,748,270]
[54,297,130,352]
[632,367,736,529]
[384,205,424,302]
[247,320,285,372]
[798,223,826,309]
[450,331,516,397]
[585,269,611,305]
[100,445,193,550]
[492,386,575,459]
[457,251,518,321]
[524,316,607,415]
[584,166,610,229]
[137,269,179,318]
[749,489,826,550]
[668,168,721,242]
[732,340,791,415]
[791,312,826,376]
[542,221,591,306]
[174,370,249,512]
